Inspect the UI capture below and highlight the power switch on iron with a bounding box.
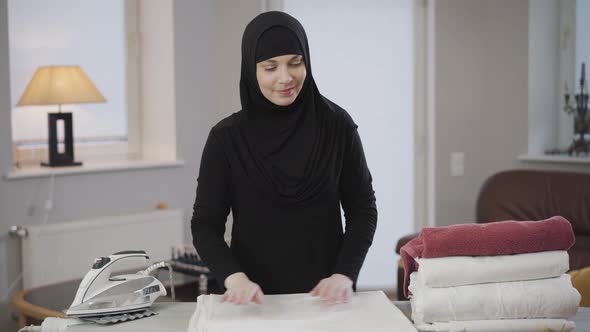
[92,257,110,269]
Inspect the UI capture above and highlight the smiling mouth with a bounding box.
[277,87,295,96]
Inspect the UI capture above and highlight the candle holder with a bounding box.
[563,62,590,156]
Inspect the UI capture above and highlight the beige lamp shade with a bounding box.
[16,65,106,106]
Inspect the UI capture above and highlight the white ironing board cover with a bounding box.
[187,291,417,332]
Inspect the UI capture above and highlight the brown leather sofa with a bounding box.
[395,169,590,300]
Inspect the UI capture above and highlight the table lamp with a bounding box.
[16,65,106,167]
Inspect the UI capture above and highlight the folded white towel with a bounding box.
[416,318,576,332]
[415,250,569,288]
[187,291,417,332]
[410,274,581,324]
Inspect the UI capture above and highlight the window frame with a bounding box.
[9,0,141,167]
[5,0,180,178]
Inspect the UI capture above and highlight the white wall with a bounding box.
[8,0,127,141]
[284,0,414,290]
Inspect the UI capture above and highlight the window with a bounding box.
[526,0,590,159]
[8,0,140,167]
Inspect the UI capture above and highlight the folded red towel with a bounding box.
[400,216,575,298]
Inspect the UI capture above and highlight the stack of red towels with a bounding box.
[400,216,581,332]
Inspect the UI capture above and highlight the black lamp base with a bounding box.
[42,112,83,168]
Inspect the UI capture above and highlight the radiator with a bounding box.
[20,209,184,289]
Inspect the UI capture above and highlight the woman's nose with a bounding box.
[277,66,293,84]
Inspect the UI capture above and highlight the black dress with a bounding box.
[190,11,377,294]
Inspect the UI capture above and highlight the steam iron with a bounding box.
[65,250,167,318]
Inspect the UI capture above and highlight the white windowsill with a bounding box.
[3,159,185,180]
[518,154,590,164]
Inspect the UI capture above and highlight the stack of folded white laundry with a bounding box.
[409,251,580,332]
[400,217,581,332]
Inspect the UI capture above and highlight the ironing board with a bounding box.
[64,301,590,331]
[67,303,195,331]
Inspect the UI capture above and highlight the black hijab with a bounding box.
[237,11,353,207]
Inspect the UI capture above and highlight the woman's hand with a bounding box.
[310,273,353,305]
[222,272,264,304]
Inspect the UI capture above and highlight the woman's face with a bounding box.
[256,54,306,106]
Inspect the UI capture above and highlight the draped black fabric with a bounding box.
[191,11,377,294]
[255,26,302,63]
[237,11,351,207]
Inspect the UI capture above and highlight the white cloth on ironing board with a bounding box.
[186,291,417,332]
[410,273,580,324]
[414,250,569,288]
[415,318,576,332]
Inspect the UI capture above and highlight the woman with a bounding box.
[191,11,377,306]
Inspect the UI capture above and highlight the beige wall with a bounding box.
[433,0,590,227]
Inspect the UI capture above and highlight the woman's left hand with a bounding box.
[310,273,353,305]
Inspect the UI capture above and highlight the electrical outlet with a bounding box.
[44,199,53,211]
[450,152,464,176]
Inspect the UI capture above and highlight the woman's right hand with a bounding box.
[222,272,264,304]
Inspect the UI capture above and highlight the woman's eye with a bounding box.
[264,67,276,71]
[289,62,302,66]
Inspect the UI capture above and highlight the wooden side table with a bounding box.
[11,287,65,328]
